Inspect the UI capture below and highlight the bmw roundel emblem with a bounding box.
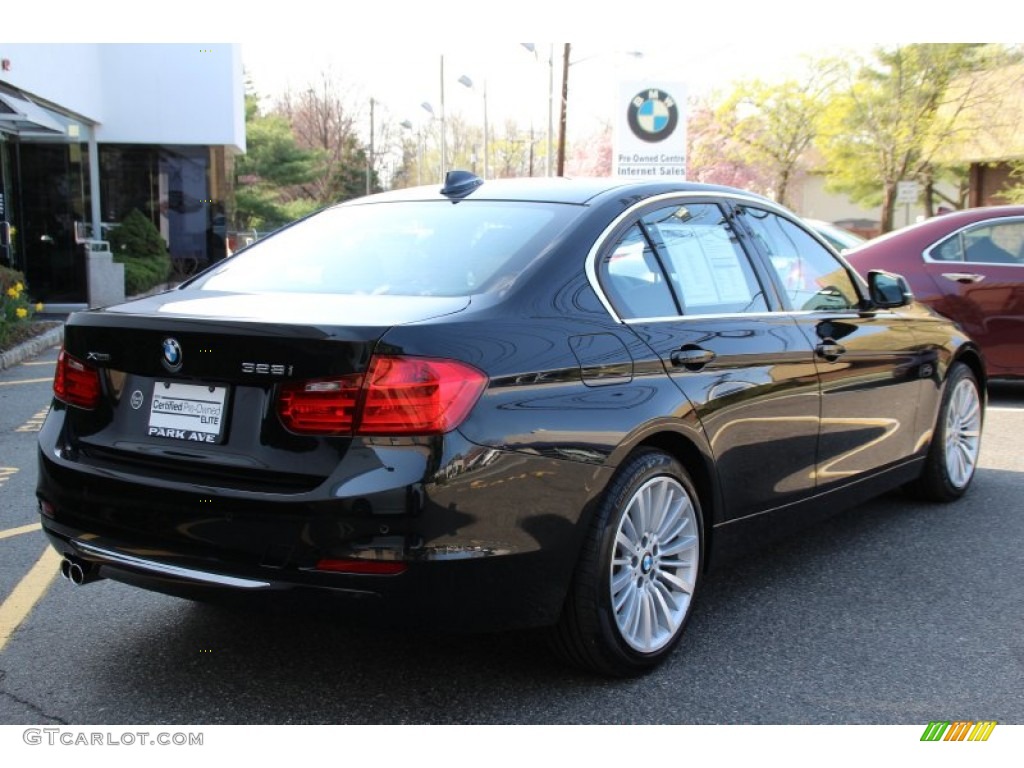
[627,88,679,143]
[162,337,183,372]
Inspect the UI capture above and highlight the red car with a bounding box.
[845,206,1024,379]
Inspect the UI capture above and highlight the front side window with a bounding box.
[741,207,860,311]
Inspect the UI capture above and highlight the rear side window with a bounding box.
[600,224,679,319]
[642,203,768,314]
[194,201,579,296]
[933,220,1024,264]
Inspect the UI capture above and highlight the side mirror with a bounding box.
[867,270,913,308]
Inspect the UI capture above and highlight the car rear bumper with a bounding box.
[37,432,612,631]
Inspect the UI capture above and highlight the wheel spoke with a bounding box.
[659,534,698,557]
[658,569,695,596]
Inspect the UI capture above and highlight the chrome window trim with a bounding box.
[923,215,1024,266]
[622,310,791,324]
[585,190,799,323]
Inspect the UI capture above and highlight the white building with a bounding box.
[0,44,245,307]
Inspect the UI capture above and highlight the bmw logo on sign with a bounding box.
[627,88,679,143]
[162,338,183,372]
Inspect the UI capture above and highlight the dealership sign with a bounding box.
[613,82,687,178]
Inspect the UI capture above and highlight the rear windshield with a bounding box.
[194,200,580,296]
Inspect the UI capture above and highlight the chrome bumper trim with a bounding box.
[75,540,273,590]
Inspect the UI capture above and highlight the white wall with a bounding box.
[0,43,244,151]
[0,44,104,119]
[95,44,244,150]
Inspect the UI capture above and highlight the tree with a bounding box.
[276,70,381,204]
[234,89,322,230]
[715,66,839,208]
[566,121,611,177]
[686,93,771,193]
[818,44,1019,232]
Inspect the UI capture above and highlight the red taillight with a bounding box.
[359,357,486,435]
[276,356,487,437]
[53,349,102,409]
[277,374,362,435]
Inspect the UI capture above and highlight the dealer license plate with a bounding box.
[147,381,228,444]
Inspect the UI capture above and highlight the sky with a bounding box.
[240,39,850,143]
[8,0,1016,149]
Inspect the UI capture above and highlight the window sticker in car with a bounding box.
[663,226,753,307]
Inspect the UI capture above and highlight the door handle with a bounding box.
[670,347,716,370]
[941,272,985,284]
[815,341,846,361]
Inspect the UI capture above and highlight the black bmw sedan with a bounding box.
[37,172,985,676]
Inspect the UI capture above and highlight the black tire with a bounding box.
[907,362,983,502]
[550,449,703,677]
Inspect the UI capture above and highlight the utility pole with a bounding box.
[366,97,375,196]
[557,43,570,177]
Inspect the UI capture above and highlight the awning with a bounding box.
[0,90,65,135]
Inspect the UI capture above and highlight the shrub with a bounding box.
[0,266,40,348]
[108,209,172,295]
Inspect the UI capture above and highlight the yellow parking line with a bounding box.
[20,361,56,366]
[0,523,42,540]
[0,377,53,386]
[0,546,62,654]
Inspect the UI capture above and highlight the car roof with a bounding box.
[854,205,1024,250]
[344,174,776,207]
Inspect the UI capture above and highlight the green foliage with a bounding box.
[818,44,1011,231]
[327,134,378,202]
[715,68,838,207]
[108,209,169,259]
[1005,161,1024,203]
[107,209,172,295]
[235,91,323,230]
[0,267,38,348]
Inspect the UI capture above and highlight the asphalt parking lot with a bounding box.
[1,343,1022,725]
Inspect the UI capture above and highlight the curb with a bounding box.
[0,324,65,372]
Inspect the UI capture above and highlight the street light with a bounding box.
[400,119,424,187]
[458,74,489,180]
[420,55,449,182]
[421,101,444,183]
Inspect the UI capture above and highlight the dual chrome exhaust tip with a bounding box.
[59,555,102,586]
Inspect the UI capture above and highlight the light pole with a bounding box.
[366,97,375,196]
[399,120,423,187]
[458,74,488,179]
[521,43,554,176]
[421,102,443,183]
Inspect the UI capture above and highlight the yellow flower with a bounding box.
[5,287,17,299]
[36,302,45,311]
[14,282,23,292]
[15,307,28,319]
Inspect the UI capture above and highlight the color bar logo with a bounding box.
[921,721,997,741]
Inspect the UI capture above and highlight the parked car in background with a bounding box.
[804,218,868,252]
[845,206,1024,379]
[38,173,985,677]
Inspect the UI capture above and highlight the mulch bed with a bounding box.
[0,321,62,356]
